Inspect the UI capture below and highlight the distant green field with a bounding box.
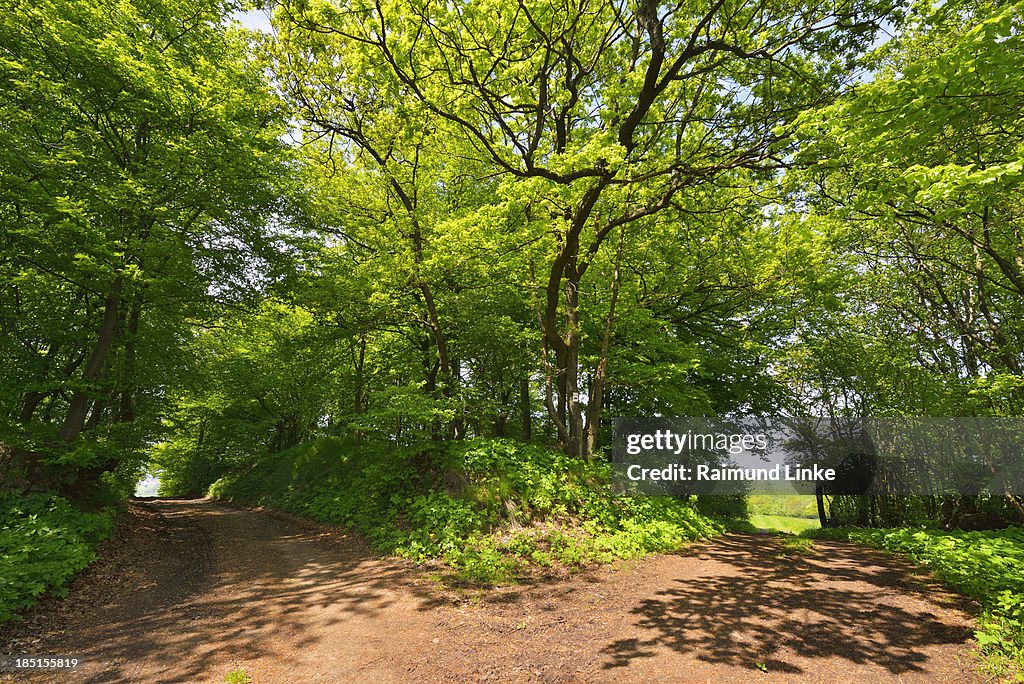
[749,514,820,535]
[747,494,819,519]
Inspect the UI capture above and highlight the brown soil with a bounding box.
[0,500,982,683]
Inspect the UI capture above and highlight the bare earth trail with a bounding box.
[1,500,981,683]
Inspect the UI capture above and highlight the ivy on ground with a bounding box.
[0,491,115,622]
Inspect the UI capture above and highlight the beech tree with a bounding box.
[787,0,1024,521]
[796,0,1024,384]
[0,0,289,491]
[274,0,897,457]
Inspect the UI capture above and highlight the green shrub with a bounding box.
[806,525,1024,676]
[0,490,115,623]
[207,437,724,583]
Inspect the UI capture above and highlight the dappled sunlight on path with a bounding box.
[601,535,976,679]
[0,504,981,683]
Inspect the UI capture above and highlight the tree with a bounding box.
[0,0,289,493]
[274,0,897,457]
[796,0,1024,386]
[789,0,1024,522]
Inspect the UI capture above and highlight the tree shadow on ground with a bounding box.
[1,510,979,683]
[1,500,446,684]
[600,534,976,676]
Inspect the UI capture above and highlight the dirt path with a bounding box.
[1,500,981,683]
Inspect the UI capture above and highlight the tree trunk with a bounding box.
[519,376,532,442]
[59,276,123,443]
[18,341,59,424]
[84,398,106,431]
[117,293,142,424]
[815,484,829,528]
[584,226,625,458]
[419,282,453,400]
[537,182,610,459]
[19,392,46,424]
[562,278,585,458]
[353,333,366,415]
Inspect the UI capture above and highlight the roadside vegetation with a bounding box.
[207,438,725,583]
[0,491,115,623]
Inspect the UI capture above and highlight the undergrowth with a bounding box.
[207,437,724,583]
[0,490,115,623]
[805,525,1024,679]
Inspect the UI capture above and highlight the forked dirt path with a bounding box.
[1,500,981,683]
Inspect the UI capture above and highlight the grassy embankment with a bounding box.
[207,437,727,583]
